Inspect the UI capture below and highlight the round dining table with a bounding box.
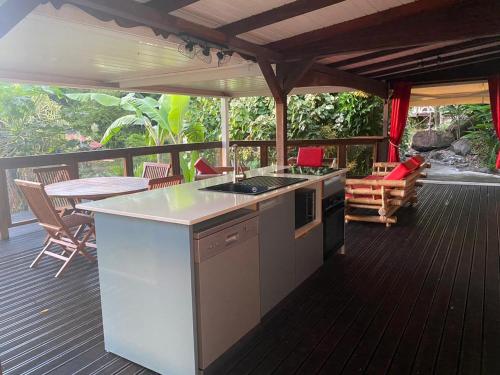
[45,176,149,201]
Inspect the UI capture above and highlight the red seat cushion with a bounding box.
[383,163,412,180]
[297,147,324,167]
[404,158,420,171]
[410,155,425,165]
[194,158,218,175]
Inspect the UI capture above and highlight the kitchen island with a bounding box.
[78,166,347,375]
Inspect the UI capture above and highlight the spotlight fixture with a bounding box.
[178,40,196,59]
[216,50,233,67]
[177,34,234,66]
[196,45,212,64]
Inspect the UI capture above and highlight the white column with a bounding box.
[220,97,230,166]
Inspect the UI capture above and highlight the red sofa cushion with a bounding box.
[404,158,420,171]
[194,158,218,175]
[410,155,425,165]
[383,163,412,180]
[297,147,324,167]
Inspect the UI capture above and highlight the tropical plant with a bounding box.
[66,92,205,181]
[0,85,70,157]
[462,105,498,171]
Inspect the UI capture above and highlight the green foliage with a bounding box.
[1,82,387,179]
[185,97,221,141]
[462,105,498,171]
[65,92,204,181]
[0,84,70,156]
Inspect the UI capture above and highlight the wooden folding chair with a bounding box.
[15,180,96,278]
[33,165,77,214]
[148,175,183,190]
[142,162,171,179]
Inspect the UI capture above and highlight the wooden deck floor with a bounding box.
[0,184,499,375]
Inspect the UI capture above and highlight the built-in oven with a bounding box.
[295,189,316,229]
[322,192,345,259]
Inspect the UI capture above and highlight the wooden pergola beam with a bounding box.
[403,59,500,85]
[0,0,45,38]
[351,37,500,75]
[59,0,283,61]
[382,53,500,82]
[298,64,388,98]
[327,47,412,69]
[271,0,500,59]
[371,46,500,79]
[257,59,287,166]
[217,0,346,36]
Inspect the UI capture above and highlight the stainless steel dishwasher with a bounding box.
[193,210,260,370]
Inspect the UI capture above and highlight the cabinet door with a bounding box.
[259,192,295,316]
[295,223,323,286]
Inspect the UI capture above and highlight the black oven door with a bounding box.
[323,193,345,260]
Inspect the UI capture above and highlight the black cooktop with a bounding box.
[200,176,307,195]
[274,166,340,176]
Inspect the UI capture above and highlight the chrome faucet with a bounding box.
[231,144,246,183]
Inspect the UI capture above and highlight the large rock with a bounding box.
[411,130,455,152]
[451,138,472,156]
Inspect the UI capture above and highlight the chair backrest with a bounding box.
[142,162,171,179]
[297,147,324,167]
[15,180,66,232]
[33,165,75,208]
[194,158,219,175]
[148,176,183,190]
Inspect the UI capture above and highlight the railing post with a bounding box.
[338,144,347,168]
[171,151,181,176]
[378,99,390,162]
[67,160,79,179]
[260,145,269,167]
[0,169,11,240]
[124,154,134,177]
[373,143,379,163]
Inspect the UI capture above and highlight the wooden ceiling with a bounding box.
[1,0,499,97]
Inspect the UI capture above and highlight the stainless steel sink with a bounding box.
[200,176,308,195]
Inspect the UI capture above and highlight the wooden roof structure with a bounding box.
[1,0,499,97]
[1,0,499,163]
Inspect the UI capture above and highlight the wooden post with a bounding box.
[260,145,269,167]
[171,151,181,176]
[378,99,390,162]
[275,98,287,166]
[0,169,11,240]
[257,59,290,167]
[220,97,230,167]
[67,160,79,179]
[124,154,134,177]
[338,144,347,168]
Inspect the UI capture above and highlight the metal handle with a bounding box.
[225,232,239,244]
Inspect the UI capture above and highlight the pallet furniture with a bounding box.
[345,159,430,227]
[15,180,96,278]
[148,175,183,190]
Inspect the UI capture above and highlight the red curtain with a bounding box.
[388,82,412,162]
[488,74,500,169]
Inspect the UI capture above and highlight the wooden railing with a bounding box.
[0,137,387,239]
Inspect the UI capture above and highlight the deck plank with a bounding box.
[0,184,499,375]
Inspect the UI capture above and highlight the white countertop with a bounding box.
[77,166,347,225]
